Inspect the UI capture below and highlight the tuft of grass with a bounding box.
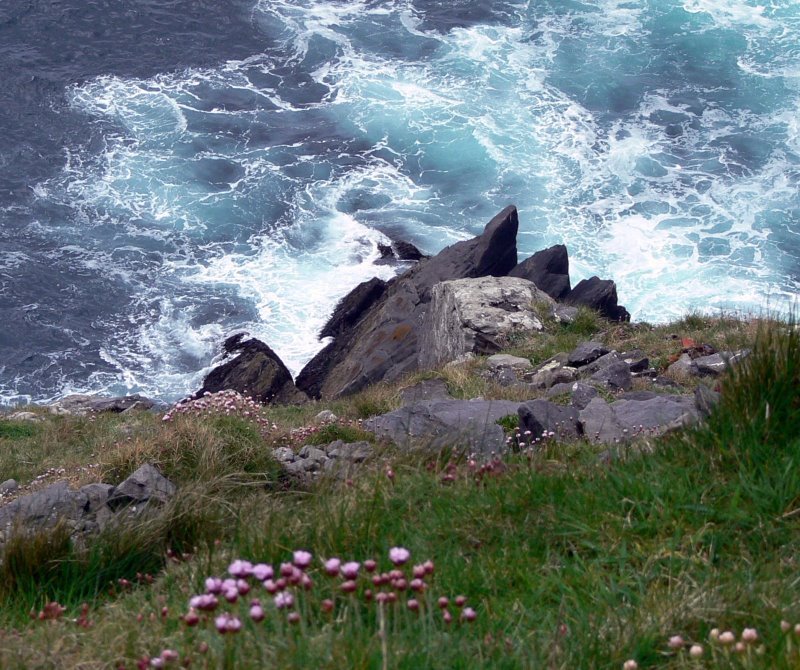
[303,423,376,446]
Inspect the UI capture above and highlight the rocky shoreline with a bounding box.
[0,206,752,549]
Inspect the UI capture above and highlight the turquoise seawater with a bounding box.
[1,0,798,403]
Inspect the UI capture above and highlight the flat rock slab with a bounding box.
[49,394,155,416]
[364,399,523,455]
[579,395,699,444]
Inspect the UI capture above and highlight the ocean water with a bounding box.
[1,0,798,405]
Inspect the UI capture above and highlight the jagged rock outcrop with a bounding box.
[509,244,571,300]
[417,276,553,369]
[565,277,630,322]
[319,278,387,339]
[195,334,307,405]
[375,238,428,264]
[296,206,520,399]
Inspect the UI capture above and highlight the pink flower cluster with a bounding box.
[161,389,275,436]
[170,546,477,655]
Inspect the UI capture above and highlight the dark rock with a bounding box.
[565,277,630,322]
[567,341,610,367]
[551,304,579,324]
[582,351,622,375]
[528,366,579,390]
[325,440,373,462]
[691,350,749,377]
[618,391,660,401]
[319,278,388,339]
[612,396,698,432]
[545,381,598,409]
[418,277,552,368]
[363,398,523,455]
[518,400,580,441]
[79,483,113,515]
[619,350,650,373]
[49,394,155,416]
[590,360,633,391]
[0,479,18,495]
[579,398,624,444]
[399,379,452,406]
[196,335,307,405]
[296,206,520,399]
[108,464,176,510]
[509,244,571,300]
[694,384,721,418]
[374,238,428,265]
[667,353,693,377]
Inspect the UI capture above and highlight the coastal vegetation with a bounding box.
[0,311,797,669]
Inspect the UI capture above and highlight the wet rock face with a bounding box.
[509,244,571,300]
[565,277,630,322]
[418,276,553,369]
[195,334,307,405]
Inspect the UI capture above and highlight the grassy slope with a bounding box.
[0,313,797,669]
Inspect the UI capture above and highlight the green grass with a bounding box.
[0,315,798,668]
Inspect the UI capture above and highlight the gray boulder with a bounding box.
[325,440,373,463]
[547,381,600,410]
[590,360,633,391]
[579,395,699,444]
[0,481,82,536]
[527,366,579,390]
[694,384,721,418]
[418,276,553,368]
[509,244,571,300]
[691,350,750,376]
[363,399,523,455]
[108,463,176,510]
[518,400,580,441]
[49,394,155,416]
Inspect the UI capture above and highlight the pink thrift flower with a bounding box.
[205,577,223,594]
[263,579,278,594]
[274,592,294,609]
[293,550,313,569]
[249,605,265,622]
[236,579,251,595]
[719,631,735,645]
[623,661,638,670]
[228,560,253,578]
[341,562,360,579]
[668,635,684,650]
[454,595,467,607]
[364,559,377,573]
[437,596,449,609]
[410,578,425,592]
[407,599,420,612]
[689,645,703,658]
[183,609,200,627]
[461,607,477,622]
[412,564,426,579]
[742,628,758,643]
[423,560,435,574]
[287,611,301,624]
[324,558,341,576]
[252,564,274,581]
[341,580,358,593]
[321,599,334,613]
[223,588,239,604]
[389,547,410,565]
